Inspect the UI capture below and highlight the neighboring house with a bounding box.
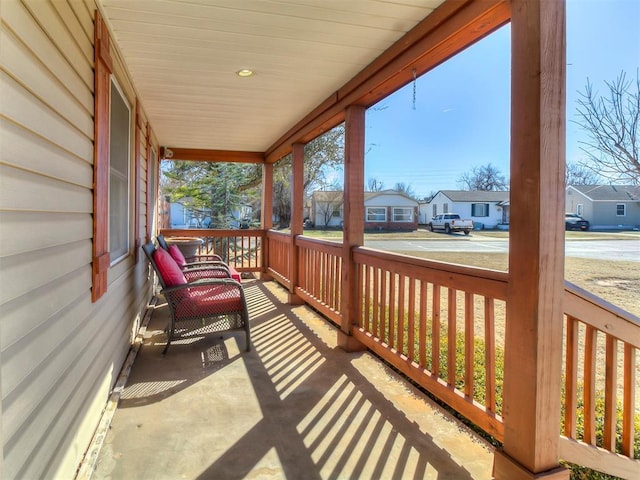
[310,190,419,231]
[169,201,252,228]
[364,190,419,231]
[423,190,510,228]
[566,185,640,229]
[169,201,200,228]
[311,190,344,227]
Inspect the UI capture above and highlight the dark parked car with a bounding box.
[565,213,589,231]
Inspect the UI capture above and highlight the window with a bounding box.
[471,203,489,217]
[393,207,413,222]
[576,204,583,216]
[109,79,131,262]
[616,204,626,216]
[443,203,449,213]
[332,208,341,217]
[432,204,437,217]
[366,207,386,222]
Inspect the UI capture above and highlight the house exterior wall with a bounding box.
[311,192,344,228]
[565,192,594,218]
[0,2,155,478]
[364,193,418,231]
[428,192,505,228]
[591,201,640,227]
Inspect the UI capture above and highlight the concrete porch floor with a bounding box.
[90,279,494,479]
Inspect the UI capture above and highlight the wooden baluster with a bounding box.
[448,288,457,386]
[419,280,428,369]
[389,272,396,348]
[622,344,636,458]
[603,335,617,452]
[432,284,441,376]
[484,298,496,413]
[408,277,416,361]
[564,316,578,438]
[464,292,474,398]
[583,325,597,445]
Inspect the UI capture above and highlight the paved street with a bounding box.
[364,236,640,262]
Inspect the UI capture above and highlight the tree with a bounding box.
[162,125,345,229]
[269,125,345,228]
[457,163,508,191]
[574,70,640,185]
[566,161,602,185]
[394,182,417,199]
[367,177,385,192]
[162,161,261,228]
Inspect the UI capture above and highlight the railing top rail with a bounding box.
[296,235,343,252]
[161,228,264,238]
[266,229,291,240]
[353,246,508,300]
[353,246,509,282]
[565,280,640,347]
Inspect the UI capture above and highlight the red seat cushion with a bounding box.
[167,244,187,268]
[154,248,187,286]
[188,285,243,312]
[173,284,244,318]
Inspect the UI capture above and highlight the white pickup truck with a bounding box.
[428,213,473,235]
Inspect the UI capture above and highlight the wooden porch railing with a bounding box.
[559,281,639,479]
[266,230,291,288]
[295,236,343,325]
[351,246,507,441]
[160,228,264,273]
[157,230,639,477]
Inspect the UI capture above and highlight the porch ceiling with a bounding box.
[98,0,444,153]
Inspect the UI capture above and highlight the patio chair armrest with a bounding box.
[183,265,232,281]
[183,261,229,270]
[191,253,224,263]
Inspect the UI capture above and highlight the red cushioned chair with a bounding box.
[142,242,250,354]
[157,233,241,282]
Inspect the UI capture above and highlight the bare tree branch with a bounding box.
[574,70,640,185]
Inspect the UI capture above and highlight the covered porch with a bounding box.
[1,1,637,479]
[88,278,494,479]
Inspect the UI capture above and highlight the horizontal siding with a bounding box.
[0,163,93,213]
[0,211,92,257]
[0,1,155,479]
[2,0,93,106]
[1,72,93,161]
[2,24,93,137]
[1,118,93,187]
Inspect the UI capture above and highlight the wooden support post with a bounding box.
[494,0,569,479]
[289,143,304,304]
[261,162,273,280]
[338,105,367,352]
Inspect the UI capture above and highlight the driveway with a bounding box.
[364,236,640,262]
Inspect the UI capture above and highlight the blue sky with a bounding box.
[363,0,640,199]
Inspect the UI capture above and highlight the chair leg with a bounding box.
[163,321,175,355]
[243,312,251,352]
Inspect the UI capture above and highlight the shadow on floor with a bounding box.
[92,279,493,480]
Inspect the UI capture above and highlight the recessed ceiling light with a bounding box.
[236,69,254,77]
